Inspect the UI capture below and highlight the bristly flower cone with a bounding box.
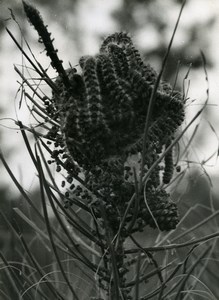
[23,1,185,233]
[51,32,185,233]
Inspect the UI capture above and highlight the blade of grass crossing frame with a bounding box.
[139,0,187,189]
[124,230,219,254]
[126,167,140,234]
[125,263,171,289]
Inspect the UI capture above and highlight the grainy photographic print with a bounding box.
[0,0,219,299]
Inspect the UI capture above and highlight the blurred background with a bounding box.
[0,0,219,298]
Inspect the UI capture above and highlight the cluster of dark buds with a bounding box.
[23,0,185,234]
[21,1,185,298]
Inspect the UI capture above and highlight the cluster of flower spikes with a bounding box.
[51,32,185,234]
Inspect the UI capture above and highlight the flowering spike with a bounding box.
[22,1,70,88]
[128,70,152,106]
[100,32,133,53]
[107,43,129,79]
[97,54,133,122]
[81,56,102,126]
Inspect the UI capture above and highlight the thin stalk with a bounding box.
[126,167,140,234]
[134,251,141,300]
[125,231,219,254]
[125,263,171,289]
[180,123,199,160]
[99,202,121,299]
[139,0,187,190]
